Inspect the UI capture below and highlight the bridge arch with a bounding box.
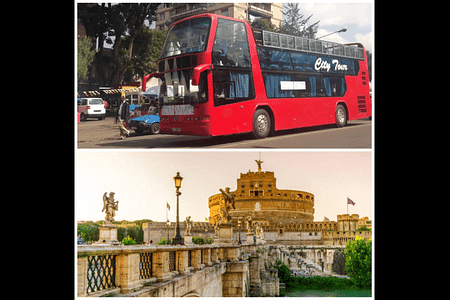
[183,292,201,297]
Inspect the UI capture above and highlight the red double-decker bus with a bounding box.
[143,13,371,138]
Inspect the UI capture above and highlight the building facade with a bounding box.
[155,3,283,30]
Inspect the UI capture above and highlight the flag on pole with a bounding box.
[167,202,170,210]
[324,216,330,221]
[347,197,356,206]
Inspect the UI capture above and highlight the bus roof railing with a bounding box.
[253,29,365,60]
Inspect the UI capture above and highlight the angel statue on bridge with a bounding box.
[102,192,119,223]
[185,216,193,235]
[218,187,235,224]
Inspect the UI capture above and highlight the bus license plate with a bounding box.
[172,128,181,132]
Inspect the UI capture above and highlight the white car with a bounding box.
[78,98,106,121]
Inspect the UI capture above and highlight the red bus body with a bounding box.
[143,14,371,138]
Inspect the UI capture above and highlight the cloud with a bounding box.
[317,29,373,53]
[355,32,373,52]
[299,3,373,53]
[316,29,350,44]
[302,3,372,29]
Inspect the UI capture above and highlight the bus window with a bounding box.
[329,76,347,97]
[160,17,211,59]
[212,19,250,68]
[213,69,254,106]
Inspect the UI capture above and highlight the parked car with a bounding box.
[128,113,160,135]
[77,98,106,121]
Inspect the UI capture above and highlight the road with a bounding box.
[77,117,371,149]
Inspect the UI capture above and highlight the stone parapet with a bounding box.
[77,243,266,297]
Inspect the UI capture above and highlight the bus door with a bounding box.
[211,18,255,135]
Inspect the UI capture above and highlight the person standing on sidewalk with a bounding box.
[117,98,130,139]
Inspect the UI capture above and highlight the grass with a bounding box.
[285,276,371,297]
[286,289,372,297]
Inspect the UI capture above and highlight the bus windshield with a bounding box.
[160,17,211,59]
[159,69,208,106]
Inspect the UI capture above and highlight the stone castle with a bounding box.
[143,159,371,245]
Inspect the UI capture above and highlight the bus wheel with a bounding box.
[253,109,271,138]
[335,104,347,127]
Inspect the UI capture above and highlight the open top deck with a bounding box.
[253,29,365,60]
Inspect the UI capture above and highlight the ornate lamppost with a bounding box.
[172,172,184,245]
[238,217,242,244]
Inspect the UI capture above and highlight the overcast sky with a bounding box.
[76,151,372,223]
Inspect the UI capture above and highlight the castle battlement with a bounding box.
[209,160,315,225]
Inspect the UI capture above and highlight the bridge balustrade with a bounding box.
[77,243,259,297]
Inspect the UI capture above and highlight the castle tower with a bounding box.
[336,214,360,231]
[208,158,315,225]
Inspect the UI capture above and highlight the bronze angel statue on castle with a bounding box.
[102,192,119,223]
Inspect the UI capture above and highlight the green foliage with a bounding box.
[358,226,371,231]
[158,238,171,245]
[192,235,213,244]
[77,37,95,81]
[280,3,320,38]
[117,223,144,244]
[250,18,278,31]
[121,27,168,83]
[331,249,347,275]
[345,236,372,288]
[78,220,148,244]
[273,260,292,284]
[77,221,100,242]
[288,276,354,291]
[78,3,163,86]
[121,235,137,245]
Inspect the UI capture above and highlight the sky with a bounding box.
[293,1,373,52]
[76,151,372,223]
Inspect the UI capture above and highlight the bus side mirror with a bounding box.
[142,72,159,92]
[192,64,213,85]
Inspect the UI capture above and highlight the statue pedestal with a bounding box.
[94,223,121,246]
[214,223,234,244]
[184,234,194,245]
[256,238,266,244]
[246,233,255,244]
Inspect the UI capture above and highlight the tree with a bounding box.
[122,27,167,83]
[331,249,347,275]
[77,37,95,81]
[273,260,292,284]
[77,221,100,243]
[280,3,319,38]
[366,50,372,82]
[78,3,110,84]
[250,18,278,32]
[107,3,161,86]
[78,3,161,86]
[345,236,372,288]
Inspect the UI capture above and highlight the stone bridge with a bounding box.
[77,243,344,297]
